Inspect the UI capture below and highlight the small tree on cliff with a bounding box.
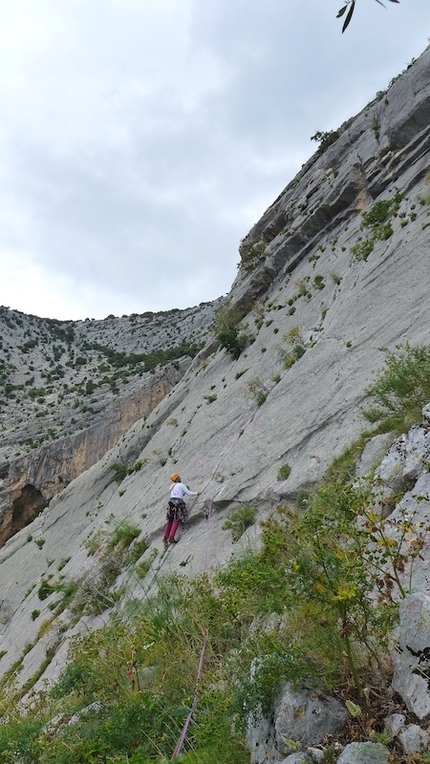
[212,303,249,360]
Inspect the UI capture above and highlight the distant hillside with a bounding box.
[0,301,219,459]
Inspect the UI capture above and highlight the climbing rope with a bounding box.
[170,498,213,758]
[171,627,208,758]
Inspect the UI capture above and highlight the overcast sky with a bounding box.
[0,0,428,321]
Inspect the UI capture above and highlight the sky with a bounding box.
[0,0,428,321]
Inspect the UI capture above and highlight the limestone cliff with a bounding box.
[0,43,430,737]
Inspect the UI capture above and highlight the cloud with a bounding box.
[0,0,428,319]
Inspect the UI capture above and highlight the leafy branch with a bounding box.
[337,0,400,33]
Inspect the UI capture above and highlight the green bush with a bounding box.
[217,327,248,360]
[313,274,325,290]
[351,193,402,262]
[310,129,340,155]
[126,537,149,563]
[37,579,57,601]
[258,483,404,709]
[85,339,202,373]
[255,390,267,406]
[277,463,291,481]
[212,303,249,359]
[108,521,141,552]
[0,716,44,763]
[72,553,122,616]
[362,343,430,433]
[351,238,374,262]
[111,463,128,483]
[37,576,76,604]
[280,344,306,370]
[111,461,144,484]
[222,505,258,542]
[135,549,158,579]
[239,240,266,272]
[362,194,402,227]
[245,378,268,406]
[50,663,95,698]
[372,221,393,241]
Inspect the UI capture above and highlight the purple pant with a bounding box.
[163,518,180,542]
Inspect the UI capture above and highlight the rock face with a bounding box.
[392,593,430,720]
[247,684,347,763]
[1,42,430,762]
[336,742,390,764]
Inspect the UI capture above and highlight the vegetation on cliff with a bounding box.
[1,346,430,763]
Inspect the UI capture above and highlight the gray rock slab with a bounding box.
[336,742,390,764]
[274,685,347,755]
[384,713,406,738]
[279,754,312,764]
[392,592,430,719]
[398,724,430,754]
[355,434,392,478]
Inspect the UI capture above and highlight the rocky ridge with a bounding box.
[1,44,430,763]
[0,301,218,456]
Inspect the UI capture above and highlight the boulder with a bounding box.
[247,684,346,763]
[398,724,430,755]
[336,742,390,764]
[392,593,430,719]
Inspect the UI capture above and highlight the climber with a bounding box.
[163,472,200,546]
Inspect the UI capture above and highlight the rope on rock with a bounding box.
[171,627,208,759]
[171,498,213,758]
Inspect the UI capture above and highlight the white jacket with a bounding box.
[170,482,198,499]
